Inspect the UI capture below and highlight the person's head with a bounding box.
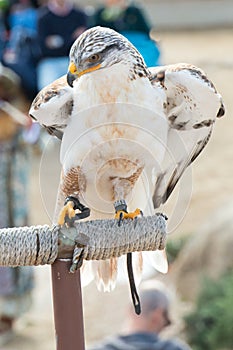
[126,286,172,334]
[48,0,73,15]
[49,0,70,6]
[104,0,126,8]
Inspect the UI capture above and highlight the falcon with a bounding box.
[30,26,225,293]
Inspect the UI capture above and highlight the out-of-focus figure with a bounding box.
[1,0,40,100]
[0,1,8,59]
[37,0,88,90]
[92,0,160,66]
[0,64,40,346]
[89,285,191,350]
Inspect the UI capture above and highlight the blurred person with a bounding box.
[37,0,87,90]
[0,63,40,345]
[1,0,40,100]
[89,286,191,350]
[93,0,150,34]
[0,1,8,59]
[92,0,160,66]
[2,0,39,33]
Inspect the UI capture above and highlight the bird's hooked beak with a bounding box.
[67,62,102,87]
[67,62,78,87]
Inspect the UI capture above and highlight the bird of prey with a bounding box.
[30,26,225,293]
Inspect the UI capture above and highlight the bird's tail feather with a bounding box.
[80,261,95,287]
[81,253,144,291]
[145,249,168,274]
[92,258,118,292]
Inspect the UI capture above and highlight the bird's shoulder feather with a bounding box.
[29,75,74,139]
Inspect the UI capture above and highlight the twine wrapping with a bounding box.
[69,213,167,261]
[0,225,59,266]
[0,214,167,266]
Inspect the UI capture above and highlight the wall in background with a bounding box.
[76,0,233,30]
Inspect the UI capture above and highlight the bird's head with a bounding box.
[67,26,148,87]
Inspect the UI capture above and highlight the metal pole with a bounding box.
[51,260,85,350]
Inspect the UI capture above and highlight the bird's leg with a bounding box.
[58,195,90,227]
[58,199,75,226]
[112,177,143,225]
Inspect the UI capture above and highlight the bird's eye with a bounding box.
[88,54,100,63]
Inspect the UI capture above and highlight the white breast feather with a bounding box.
[60,63,168,216]
[61,63,168,173]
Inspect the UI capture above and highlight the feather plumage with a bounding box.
[30,27,225,291]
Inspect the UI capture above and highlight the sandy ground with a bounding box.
[1,28,233,350]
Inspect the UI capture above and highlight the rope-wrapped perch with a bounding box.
[0,225,59,266]
[0,214,167,267]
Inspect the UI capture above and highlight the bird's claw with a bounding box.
[117,211,124,227]
[58,201,76,226]
[115,208,142,220]
[114,200,143,226]
[58,196,90,227]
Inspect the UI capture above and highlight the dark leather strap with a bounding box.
[127,252,141,315]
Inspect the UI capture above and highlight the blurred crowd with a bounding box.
[0,0,160,101]
[0,0,88,100]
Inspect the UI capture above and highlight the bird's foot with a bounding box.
[114,200,143,226]
[58,196,90,227]
[58,201,76,226]
[115,208,142,220]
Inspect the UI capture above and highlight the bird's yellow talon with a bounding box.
[127,208,141,219]
[115,210,124,220]
[58,201,76,225]
[115,208,142,220]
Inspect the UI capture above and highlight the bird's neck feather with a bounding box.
[72,62,152,110]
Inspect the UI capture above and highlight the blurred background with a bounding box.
[0,0,232,349]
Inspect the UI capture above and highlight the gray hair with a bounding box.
[140,288,170,316]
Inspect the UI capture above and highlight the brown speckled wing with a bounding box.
[29,75,73,140]
[149,63,225,207]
